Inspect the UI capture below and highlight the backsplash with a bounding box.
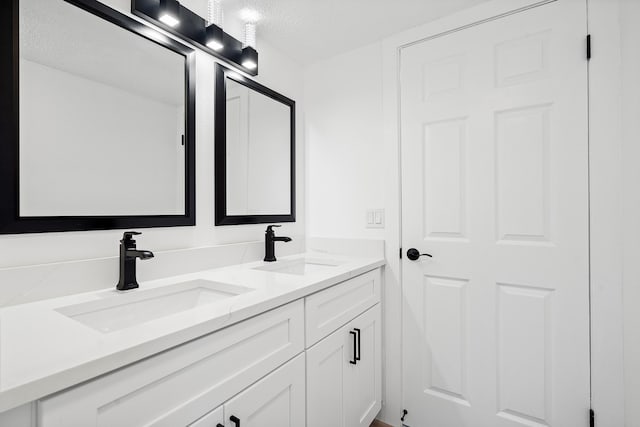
[0,238,305,307]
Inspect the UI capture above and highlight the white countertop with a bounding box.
[0,252,384,413]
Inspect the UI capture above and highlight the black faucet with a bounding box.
[116,231,154,291]
[264,225,292,262]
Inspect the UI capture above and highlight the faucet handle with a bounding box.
[122,231,142,242]
[266,225,281,232]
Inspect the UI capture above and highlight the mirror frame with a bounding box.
[214,64,296,226]
[0,0,196,234]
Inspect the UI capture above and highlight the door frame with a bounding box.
[380,0,625,425]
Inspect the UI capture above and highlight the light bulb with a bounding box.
[159,14,179,27]
[242,60,257,70]
[159,0,180,27]
[207,39,224,51]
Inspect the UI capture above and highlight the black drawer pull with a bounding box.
[349,330,357,365]
[217,424,224,427]
[354,328,361,361]
[230,415,240,427]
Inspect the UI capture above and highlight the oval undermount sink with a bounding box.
[253,258,343,276]
[56,279,254,333]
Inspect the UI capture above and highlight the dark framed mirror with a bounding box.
[215,64,296,225]
[0,0,196,234]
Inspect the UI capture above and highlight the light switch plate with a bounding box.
[366,209,385,229]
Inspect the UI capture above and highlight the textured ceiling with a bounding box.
[228,0,484,65]
[184,0,490,65]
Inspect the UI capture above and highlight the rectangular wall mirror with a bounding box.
[215,64,296,225]
[0,0,196,234]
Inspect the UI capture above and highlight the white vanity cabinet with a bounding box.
[306,269,382,427]
[32,266,383,427]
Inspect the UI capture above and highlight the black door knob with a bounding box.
[407,248,432,261]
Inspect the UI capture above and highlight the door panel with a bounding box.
[401,1,589,426]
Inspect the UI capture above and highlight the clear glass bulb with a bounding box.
[244,22,256,48]
[207,0,222,26]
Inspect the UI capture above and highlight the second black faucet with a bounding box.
[264,225,291,262]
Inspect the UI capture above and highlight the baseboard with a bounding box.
[371,420,394,427]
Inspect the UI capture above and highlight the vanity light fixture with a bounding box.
[205,0,224,51]
[132,0,259,75]
[241,22,258,70]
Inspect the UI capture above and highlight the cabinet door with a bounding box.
[346,304,382,427]
[223,354,305,427]
[307,304,382,427]
[306,322,350,427]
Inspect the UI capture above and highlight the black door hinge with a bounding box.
[399,247,403,259]
[590,408,595,427]
[587,34,592,60]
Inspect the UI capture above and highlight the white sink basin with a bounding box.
[253,258,343,276]
[56,279,253,333]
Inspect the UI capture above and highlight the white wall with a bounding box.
[0,0,305,304]
[621,1,640,425]
[305,43,385,239]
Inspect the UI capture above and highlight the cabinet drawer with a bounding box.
[38,300,304,427]
[305,268,381,347]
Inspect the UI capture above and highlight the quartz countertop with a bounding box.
[0,252,384,412]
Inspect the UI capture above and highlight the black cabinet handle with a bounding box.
[217,424,225,427]
[230,415,240,427]
[349,330,357,365]
[407,248,432,261]
[354,328,361,361]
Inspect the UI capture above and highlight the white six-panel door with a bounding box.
[400,1,589,426]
